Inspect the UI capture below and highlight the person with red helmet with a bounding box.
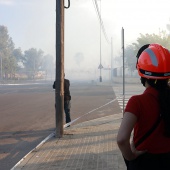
[117,44,170,170]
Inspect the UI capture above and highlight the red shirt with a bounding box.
[125,87,170,153]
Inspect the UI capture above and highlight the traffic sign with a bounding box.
[98,64,103,69]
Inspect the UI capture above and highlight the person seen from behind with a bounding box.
[117,43,170,170]
[53,74,71,126]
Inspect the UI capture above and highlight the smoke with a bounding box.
[0,0,13,5]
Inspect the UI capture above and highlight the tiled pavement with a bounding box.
[13,113,126,170]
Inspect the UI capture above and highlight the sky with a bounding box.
[0,0,170,80]
[0,0,55,56]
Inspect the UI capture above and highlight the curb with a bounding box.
[11,132,55,170]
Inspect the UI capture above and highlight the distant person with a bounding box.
[117,44,170,170]
[53,75,71,126]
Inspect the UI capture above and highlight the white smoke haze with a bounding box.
[1,0,170,81]
[0,0,13,5]
[0,0,56,57]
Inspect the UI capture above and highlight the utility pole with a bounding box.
[55,0,64,137]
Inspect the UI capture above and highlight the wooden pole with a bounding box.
[55,0,64,137]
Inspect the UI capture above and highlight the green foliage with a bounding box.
[125,30,170,74]
[0,25,17,79]
[132,31,170,54]
[13,48,23,63]
[23,48,44,79]
[125,45,136,73]
[0,26,9,51]
[0,25,54,80]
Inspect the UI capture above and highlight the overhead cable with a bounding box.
[92,0,111,44]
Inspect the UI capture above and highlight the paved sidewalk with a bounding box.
[13,113,126,170]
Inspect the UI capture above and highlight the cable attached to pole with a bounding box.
[64,0,70,9]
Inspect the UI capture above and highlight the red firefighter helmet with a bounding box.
[136,44,170,79]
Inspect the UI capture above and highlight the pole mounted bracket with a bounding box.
[64,0,70,9]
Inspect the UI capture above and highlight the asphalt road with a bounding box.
[0,80,121,170]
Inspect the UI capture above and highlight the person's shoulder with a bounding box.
[129,93,149,106]
[129,94,143,103]
[64,79,70,85]
[64,78,70,82]
[131,94,143,98]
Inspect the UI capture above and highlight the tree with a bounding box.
[13,48,23,63]
[132,31,170,54]
[125,31,170,76]
[166,18,170,35]
[0,25,54,80]
[23,48,44,79]
[125,45,136,75]
[0,25,17,79]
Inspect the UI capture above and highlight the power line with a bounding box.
[92,0,111,44]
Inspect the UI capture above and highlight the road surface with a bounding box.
[0,80,121,170]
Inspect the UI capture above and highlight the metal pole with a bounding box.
[111,37,113,83]
[99,0,102,82]
[122,27,125,114]
[55,0,64,137]
[0,57,2,80]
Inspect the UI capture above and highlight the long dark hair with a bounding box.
[141,77,170,137]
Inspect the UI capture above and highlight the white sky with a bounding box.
[0,0,170,79]
[0,0,56,56]
[65,0,170,71]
